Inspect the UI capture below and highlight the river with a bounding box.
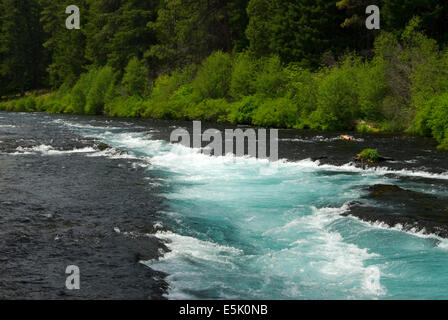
[1,111,448,299]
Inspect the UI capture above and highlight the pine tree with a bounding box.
[336,0,382,54]
[0,0,47,95]
[39,0,88,87]
[382,0,448,44]
[247,0,358,66]
[147,0,248,71]
[84,0,158,72]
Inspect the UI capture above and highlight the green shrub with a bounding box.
[253,56,288,98]
[193,51,232,99]
[85,66,115,115]
[43,83,72,113]
[150,71,186,103]
[35,95,48,111]
[356,149,380,163]
[228,95,264,124]
[69,85,87,114]
[357,58,388,121]
[425,93,448,149]
[252,97,298,128]
[187,98,230,122]
[309,57,361,130]
[230,52,258,99]
[285,66,318,128]
[356,121,381,133]
[0,101,9,111]
[144,65,197,118]
[413,100,434,137]
[146,85,196,120]
[66,71,98,114]
[14,98,27,112]
[3,95,37,112]
[3,35,447,150]
[106,96,146,118]
[122,57,149,97]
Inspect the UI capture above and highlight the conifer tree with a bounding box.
[0,0,47,95]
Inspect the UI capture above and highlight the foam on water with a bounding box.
[13,144,96,155]
[52,119,122,130]
[56,119,448,299]
[294,158,448,180]
[86,131,386,298]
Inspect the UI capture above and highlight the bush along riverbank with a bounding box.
[1,19,448,150]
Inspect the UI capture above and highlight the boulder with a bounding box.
[343,184,448,238]
[96,142,112,151]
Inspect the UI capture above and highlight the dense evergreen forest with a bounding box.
[1,0,448,149]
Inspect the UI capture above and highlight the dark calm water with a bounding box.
[1,111,448,299]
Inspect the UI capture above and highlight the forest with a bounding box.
[1,0,448,149]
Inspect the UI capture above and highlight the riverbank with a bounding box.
[2,21,448,152]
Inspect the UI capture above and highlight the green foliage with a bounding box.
[369,19,448,132]
[228,95,263,124]
[85,67,115,115]
[0,0,47,94]
[3,0,448,151]
[106,95,147,118]
[193,51,233,99]
[253,56,288,98]
[357,149,380,163]
[309,57,361,130]
[122,57,149,97]
[252,97,298,128]
[357,58,388,121]
[85,0,157,71]
[39,0,88,87]
[143,65,197,119]
[245,0,271,57]
[44,83,72,113]
[150,72,188,105]
[67,70,97,114]
[246,0,356,66]
[414,92,448,149]
[230,52,258,99]
[382,0,448,44]
[230,54,288,100]
[356,121,381,133]
[429,96,448,149]
[284,66,318,128]
[187,99,231,122]
[0,95,38,112]
[146,84,193,120]
[146,0,247,71]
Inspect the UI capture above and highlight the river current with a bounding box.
[1,111,448,299]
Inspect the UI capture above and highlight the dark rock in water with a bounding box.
[376,155,394,162]
[343,184,448,237]
[311,156,328,161]
[95,141,129,156]
[96,142,112,151]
